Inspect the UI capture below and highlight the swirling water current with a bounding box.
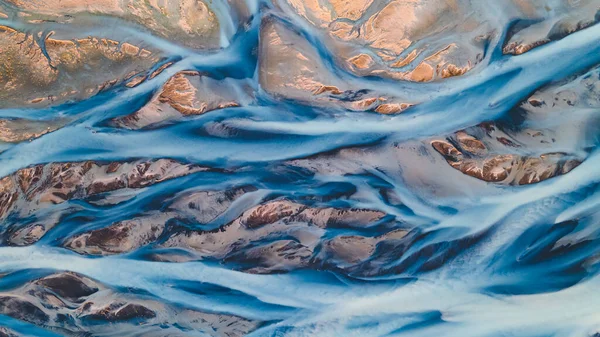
[1,0,600,336]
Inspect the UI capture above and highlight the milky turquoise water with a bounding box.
[1,0,600,336]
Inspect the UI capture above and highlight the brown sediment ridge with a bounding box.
[4,0,221,50]
[431,131,581,185]
[114,71,243,129]
[279,0,600,82]
[258,18,414,112]
[2,169,415,277]
[428,60,600,184]
[0,159,207,246]
[278,0,485,82]
[59,192,413,276]
[503,0,600,55]
[0,25,159,108]
[0,271,260,336]
[0,119,64,143]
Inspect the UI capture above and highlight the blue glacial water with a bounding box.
[1,0,600,336]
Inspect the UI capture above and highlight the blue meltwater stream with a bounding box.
[1,0,600,336]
